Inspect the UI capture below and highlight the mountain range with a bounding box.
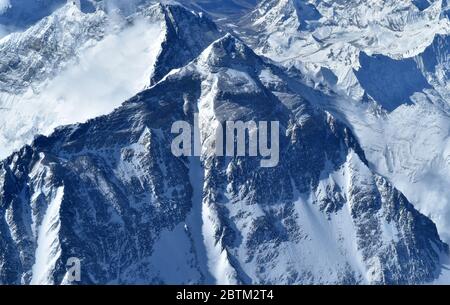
[0,0,449,284]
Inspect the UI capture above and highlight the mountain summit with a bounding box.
[0,0,449,285]
[0,34,447,284]
[0,2,220,159]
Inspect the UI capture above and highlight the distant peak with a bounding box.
[199,34,262,68]
[141,1,214,28]
[249,0,321,31]
[210,33,244,52]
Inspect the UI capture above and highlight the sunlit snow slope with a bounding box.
[239,0,450,249]
[0,34,447,284]
[0,2,219,159]
[0,0,450,285]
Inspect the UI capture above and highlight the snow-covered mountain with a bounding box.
[0,34,447,284]
[0,2,220,159]
[0,0,450,285]
[238,0,450,248]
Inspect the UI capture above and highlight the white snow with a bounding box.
[202,194,238,285]
[185,157,216,283]
[0,0,10,14]
[246,0,450,249]
[30,186,64,285]
[349,100,450,244]
[202,189,237,285]
[0,13,165,159]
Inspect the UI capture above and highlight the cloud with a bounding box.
[0,16,166,158]
[0,0,10,14]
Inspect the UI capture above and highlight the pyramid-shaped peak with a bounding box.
[142,2,213,24]
[198,34,264,68]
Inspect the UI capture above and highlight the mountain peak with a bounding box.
[198,34,263,69]
[248,0,321,32]
[0,0,450,286]
[0,1,220,158]
[140,2,221,84]
[1,24,447,283]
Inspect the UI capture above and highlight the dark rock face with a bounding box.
[0,97,198,284]
[0,35,447,284]
[143,3,221,85]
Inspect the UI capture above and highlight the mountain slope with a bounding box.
[238,0,450,248]
[0,2,220,159]
[0,35,447,284]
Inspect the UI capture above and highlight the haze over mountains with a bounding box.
[0,0,449,284]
